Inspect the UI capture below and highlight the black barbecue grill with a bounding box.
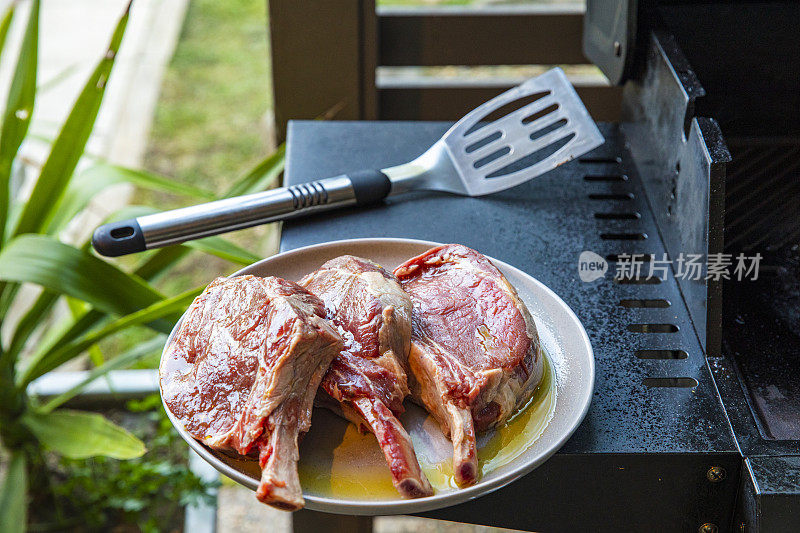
[278,2,800,531]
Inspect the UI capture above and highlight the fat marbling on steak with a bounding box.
[160,275,343,511]
[300,255,433,498]
[394,244,543,487]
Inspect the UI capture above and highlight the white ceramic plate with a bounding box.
[161,238,594,515]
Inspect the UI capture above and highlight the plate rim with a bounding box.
[161,237,595,515]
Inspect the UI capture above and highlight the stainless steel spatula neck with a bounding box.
[383,140,466,196]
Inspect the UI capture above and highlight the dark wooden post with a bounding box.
[268,0,377,143]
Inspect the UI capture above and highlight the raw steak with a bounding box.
[394,244,543,487]
[160,275,343,510]
[300,256,433,498]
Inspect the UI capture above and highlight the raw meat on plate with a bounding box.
[160,275,343,510]
[301,255,433,498]
[394,244,543,487]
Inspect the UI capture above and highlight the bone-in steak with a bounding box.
[300,256,433,498]
[160,275,343,510]
[394,244,543,487]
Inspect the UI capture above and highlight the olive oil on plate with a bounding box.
[297,351,557,500]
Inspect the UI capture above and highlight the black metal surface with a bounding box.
[281,120,739,531]
[724,141,800,254]
[736,457,800,533]
[723,264,800,442]
[658,3,800,138]
[621,30,729,358]
[583,0,637,85]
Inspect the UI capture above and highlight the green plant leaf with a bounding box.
[26,310,108,372]
[86,163,216,199]
[37,62,79,93]
[65,295,89,316]
[47,163,216,234]
[23,409,145,459]
[0,0,37,243]
[6,289,58,359]
[65,296,104,366]
[184,236,261,265]
[0,2,15,61]
[12,2,129,237]
[0,452,27,533]
[99,204,158,224]
[0,234,165,318]
[223,143,285,198]
[133,246,191,282]
[38,335,166,413]
[18,287,200,386]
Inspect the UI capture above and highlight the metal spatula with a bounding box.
[93,68,603,257]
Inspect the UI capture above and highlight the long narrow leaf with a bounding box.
[98,204,158,224]
[84,163,216,199]
[0,2,15,62]
[36,62,79,93]
[47,163,216,234]
[38,335,166,413]
[133,246,191,282]
[0,0,37,243]
[26,202,163,360]
[27,309,107,370]
[6,290,58,359]
[23,409,145,459]
[0,452,26,533]
[0,281,20,322]
[184,236,261,265]
[18,288,200,386]
[0,234,165,318]
[65,295,89,316]
[12,2,129,237]
[223,144,285,198]
[64,296,105,366]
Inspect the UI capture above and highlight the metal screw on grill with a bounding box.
[699,523,719,533]
[706,466,726,483]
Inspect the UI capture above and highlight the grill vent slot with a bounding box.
[615,277,661,285]
[606,253,653,262]
[584,174,628,182]
[619,299,671,308]
[643,377,698,388]
[636,349,688,360]
[628,323,679,333]
[589,192,634,200]
[579,156,621,164]
[595,212,640,220]
[600,233,647,241]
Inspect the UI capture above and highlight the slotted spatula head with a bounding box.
[394,68,604,197]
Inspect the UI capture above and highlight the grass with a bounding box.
[144,0,272,196]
